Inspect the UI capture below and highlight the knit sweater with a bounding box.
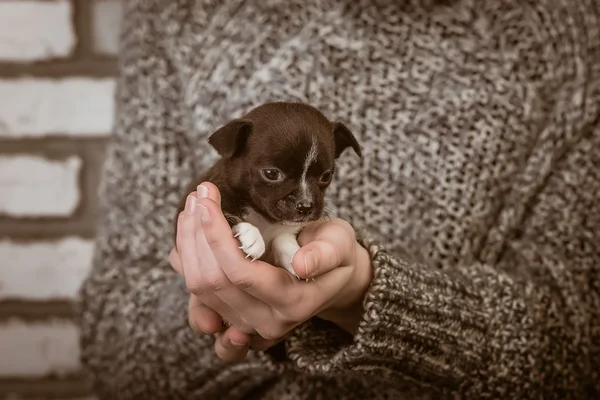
[78,0,600,398]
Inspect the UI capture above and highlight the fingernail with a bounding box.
[304,251,318,277]
[185,195,197,215]
[230,340,247,348]
[198,204,211,224]
[197,184,209,199]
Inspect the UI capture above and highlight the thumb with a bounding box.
[293,219,356,279]
[292,240,340,279]
[292,237,355,279]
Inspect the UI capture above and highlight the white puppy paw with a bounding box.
[274,250,300,279]
[272,233,302,279]
[232,222,266,262]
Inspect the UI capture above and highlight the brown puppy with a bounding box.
[175,102,361,277]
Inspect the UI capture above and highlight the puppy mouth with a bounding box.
[281,210,323,225]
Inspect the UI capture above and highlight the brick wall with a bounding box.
[0,1,123,399]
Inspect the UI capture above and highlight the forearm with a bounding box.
[287,232,595,397]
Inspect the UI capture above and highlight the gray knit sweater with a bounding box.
[79,0,600,398]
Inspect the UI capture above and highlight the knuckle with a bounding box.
[205,234,227,253]
[202,275,225,292]
[227,271,253,290]
[185,278,205,295]
[186,272,226,293]
[189,313,213,334]
[235,315,256,334]
[332,220,356,239]
[179,213,195,235]
[325,241,343,267]
[204,231,222,248]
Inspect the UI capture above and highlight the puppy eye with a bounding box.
[260,168,284,182]
[319,171,333,184]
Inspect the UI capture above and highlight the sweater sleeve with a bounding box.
[286,131,600,398]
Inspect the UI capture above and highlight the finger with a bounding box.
[292,240,343,279]
[169,248,183,275]
[195,181,221,207]
[224,325,254,346]
[185,217,256,333]
[192,199,272,326]
[294,219,356,278]
[178,194,250,328]
[198,292,257,334]
[197,198,297,305]
[195,197,245,257]
[214,329,251,363]
[188,295,222,335]
[178,194,204,286]
[178,192,267,331]
[175,206,191,253]
[179,192,240,299]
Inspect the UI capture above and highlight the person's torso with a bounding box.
[166,0,599,270]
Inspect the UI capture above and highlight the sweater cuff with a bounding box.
[285,232,488,388]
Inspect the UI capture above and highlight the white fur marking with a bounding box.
[299,136,318,203]
[232,222,266,261]
[243,208,306,279]
[272,233,302,279]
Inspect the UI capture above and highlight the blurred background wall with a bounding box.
[0,1,123,398]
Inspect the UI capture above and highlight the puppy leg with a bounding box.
[232,222,266,262]
[271,233,302,279]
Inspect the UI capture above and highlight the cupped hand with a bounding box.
[169,182,372,362]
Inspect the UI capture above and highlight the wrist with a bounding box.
[317,243,373,334]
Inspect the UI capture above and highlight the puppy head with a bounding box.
[209,102,361,224]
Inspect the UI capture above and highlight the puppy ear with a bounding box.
[333,122,361,158]
[208,119,253,158]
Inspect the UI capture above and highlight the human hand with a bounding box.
[169,182,373,362]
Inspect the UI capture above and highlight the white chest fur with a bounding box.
[232,208,307,278]
[243,209,303,247]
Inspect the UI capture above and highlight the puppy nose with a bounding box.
[295,201,314,215]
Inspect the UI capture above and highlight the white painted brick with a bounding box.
[0,320,80,377]
[0,238,94,301]
[0,1,75,62]
[0,78,116,137]
[0,155,81,217]
[93,0,124,55]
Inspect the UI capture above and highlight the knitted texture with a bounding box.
[78,0,600,398]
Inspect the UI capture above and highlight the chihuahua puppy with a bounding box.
[175,102,361,278]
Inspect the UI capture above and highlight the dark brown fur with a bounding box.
[174,102,361,244]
